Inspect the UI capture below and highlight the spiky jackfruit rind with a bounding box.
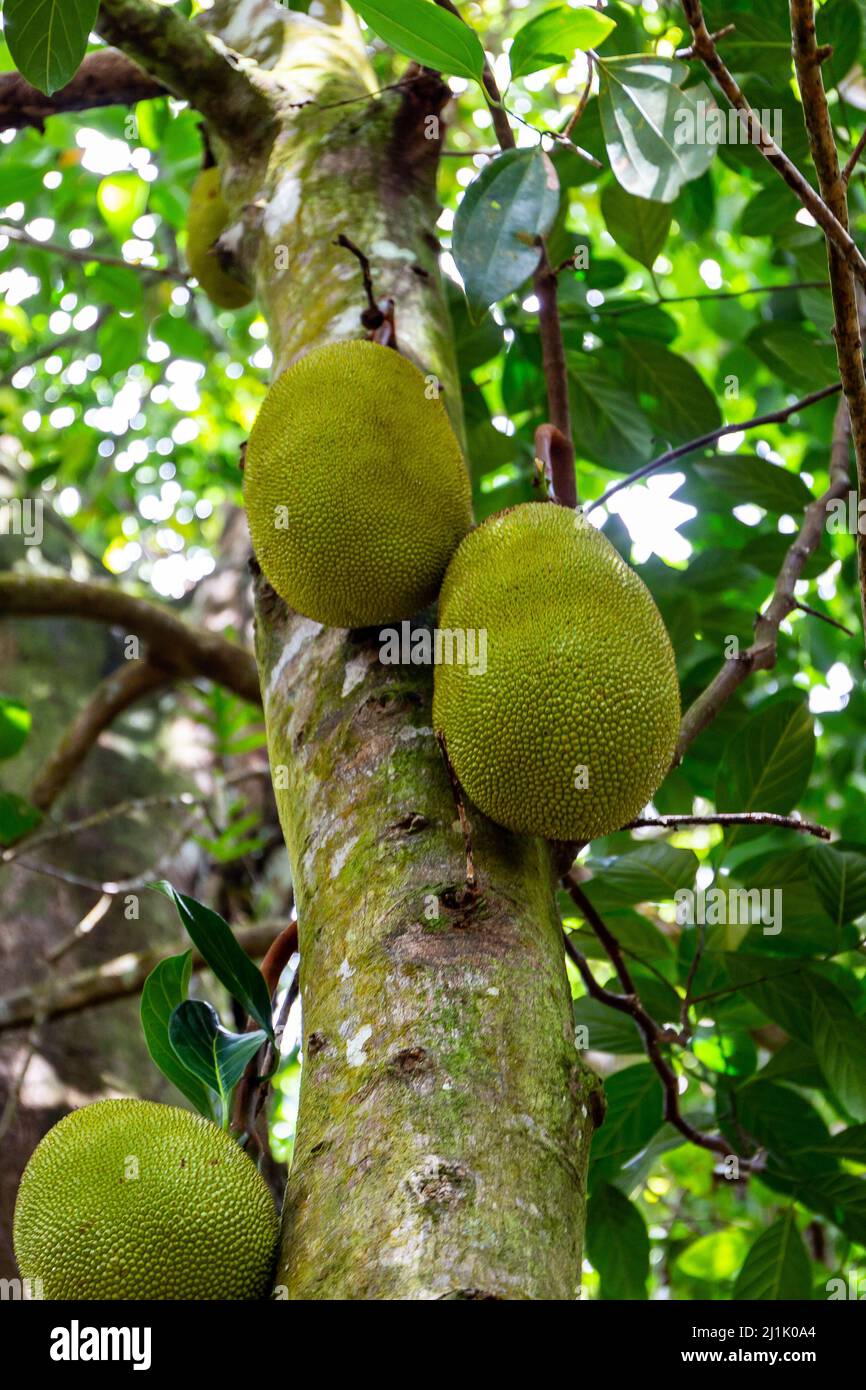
[186,167,252,310]
[432,502,681,841]
[243,339,474,628]
[13,1099,278,1300]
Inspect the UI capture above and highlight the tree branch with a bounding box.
[588,381,842,515]
[681,0,866,290]
[627,812,830,839]
[95,0,277,154]
[0,219,186,281]
[0,48,164,130]
[677,394,853,757]
[0,573,262,705]
[790,0,866,649]
[0,922,280,1032]
[30,660,171,813]
[561,878,753,1166]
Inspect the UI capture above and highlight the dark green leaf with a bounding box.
[733,1210,811,1300]
[621,339,721,442]
[584,844,698,911]
[452,149,560,319]
[5,0,99,96]
[590,1063,664,1174]
[809,843,866,926]
[347,0,485,82]
[600,183,671,270]
[0,790,41,846]
[586,1182,649,1298]
[140,951,217,1120]
[692,455,813,514]
[509,6,616,82]
[169,999,268,1110]
[150,881,274,1037]
[573,996,642,1054]
[567,357,654,471]
[811,987,866,1121]
[716,698,815,842]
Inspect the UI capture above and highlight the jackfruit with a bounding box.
[13,1099,278,1300]
[243,339,473,627]
[432,502,680,841]
[186,167,252,309]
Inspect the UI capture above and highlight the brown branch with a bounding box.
[0,573,262,705]
[0,220,187,281]
[95,0,277,154]
[0,48,164,130]
[681,0,866,290]
[677,394,853,757]
[0,922,280,1032]
[793,599,856,635]
[627,813,831,839]
[30,660,171,814]
[589,381,842,515]
[561,910,752,1166]
[790,0,866,649]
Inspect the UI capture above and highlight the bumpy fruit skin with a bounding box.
[13,1099,278,1300]
[243,339,473,627]
[186,168,252,310]
[433,502,680,841]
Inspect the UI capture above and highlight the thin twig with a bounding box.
[842,127,866,183]
[588,381,842,515]
[793,599,856,635]
[627,812,831,839]
[677,393,853,757]
[0,306,111,388]
[0,220,187,281]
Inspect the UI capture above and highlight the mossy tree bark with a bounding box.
[110,0,598,1300]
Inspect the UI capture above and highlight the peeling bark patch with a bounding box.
[345,1023,372,1067]
[306,1030,328,1055]
[388,1046,431,1078]
[385,812,429,837]
[342,650,376,697]
[405,1156,475,1209]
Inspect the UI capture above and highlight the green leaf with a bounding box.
[140,951,217,1120]
[724,1079,831,1163]
[590,1063,664,1175]
[733,1211,811,1300]
[452,148,560,319]
[692,455,814,515]
[677,1228,750,1281]
[600,183,671,270]
[169,1000,268,1116]
[5,0,99,96]
[150,881,274,1038]
[97,173,148,242]
[0,790,41,846]
[572,996,642,1054]
[597,56,716,202]
[586,1182,649,1298]
[346,0,486,82]
[0,696,30,760]
[620,339,721,443]
[747,323,838,393]
[509,5,616,82]
[716,698,815,843]
[811,987,866,1122]
[566,358,654,471]
[809,843,866,926]
[584,844,698,911]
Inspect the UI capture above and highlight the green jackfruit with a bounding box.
[243,339,473,627]
[186,167,252,309]
[14,1099,278,1300]
[433,502,680,841]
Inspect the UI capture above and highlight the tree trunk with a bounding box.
[208,1,596,1299]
